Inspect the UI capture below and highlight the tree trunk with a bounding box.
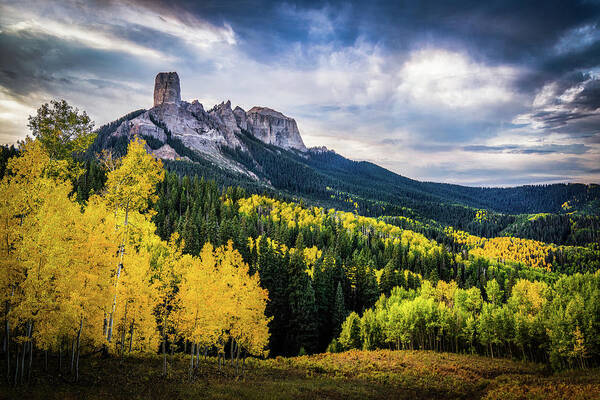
[162,336,166,376]
[235,342,241,377]
[103,313,107,338]
[27,322,33,383]
[70,337,76,374]
[5,289,12,384]
[120,303,128,355]
[107,203,130,343]
[128,323,134,354]
[75,318,83,382]
[5,308,9,384]
[106,263,122,343]
[13,344,19,386]
[21,322,30,384]
[189,342,194,379]
[242,352,246,379]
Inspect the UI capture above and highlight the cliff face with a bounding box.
[245,107,307,151]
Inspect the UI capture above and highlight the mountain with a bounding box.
[92,72,306,178]
[90,72,600,231]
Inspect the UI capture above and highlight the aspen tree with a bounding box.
[103,138,163,343]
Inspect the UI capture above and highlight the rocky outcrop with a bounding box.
[246,107,307,151]
[112,112,168,142]
[154,72,181,107]
[209,100,240,135]
[189,100,204,114]
[151,143,184,160]
[233,106,247,131]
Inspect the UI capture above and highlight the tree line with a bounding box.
[331,272,600,370]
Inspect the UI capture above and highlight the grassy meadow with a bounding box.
[2,350,599,400]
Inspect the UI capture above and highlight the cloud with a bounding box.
[554,23,600,55]
[463,143,590,155]
[396,49,519,109]
[2,15,166,60]
[513,72,600,139]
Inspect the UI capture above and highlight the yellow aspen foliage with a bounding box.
[0,140,76,348]
[12,177,80,348]
[238,195,443,263]
[102,137,164,343]
[173,241,270,358]
[0,141,121,356]
[436,280,458,308]
[446,227,554,271]
[104,137,164,216]
[508,279,548,316]
[112,244,160,354]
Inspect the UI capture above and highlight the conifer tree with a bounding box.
[286,251,318,355]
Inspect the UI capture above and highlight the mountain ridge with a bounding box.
[90,72,600,224]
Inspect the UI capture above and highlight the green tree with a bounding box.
[339,312,362,350]
[332,281,347,338]
[27,100,95,176]
[286,251,318,354]
[486,279,504,306]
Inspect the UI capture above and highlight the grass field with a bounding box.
[2,350,599,399]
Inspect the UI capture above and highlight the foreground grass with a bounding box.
[1,350,599,399]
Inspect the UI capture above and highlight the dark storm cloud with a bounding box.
[517,72,600,141]
[119,0,600,67]
[575,77,600,110]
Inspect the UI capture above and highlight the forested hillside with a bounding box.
[84,111,600,248]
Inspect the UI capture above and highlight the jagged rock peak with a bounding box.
[209,100,240,135]
[154,72,181,107]
[233,106,247,131]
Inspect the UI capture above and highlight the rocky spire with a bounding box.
[153,72,181,107]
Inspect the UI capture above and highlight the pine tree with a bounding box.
[332,282,347,338]
[286,251,318,355]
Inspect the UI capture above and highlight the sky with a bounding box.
[0,0,599,186]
